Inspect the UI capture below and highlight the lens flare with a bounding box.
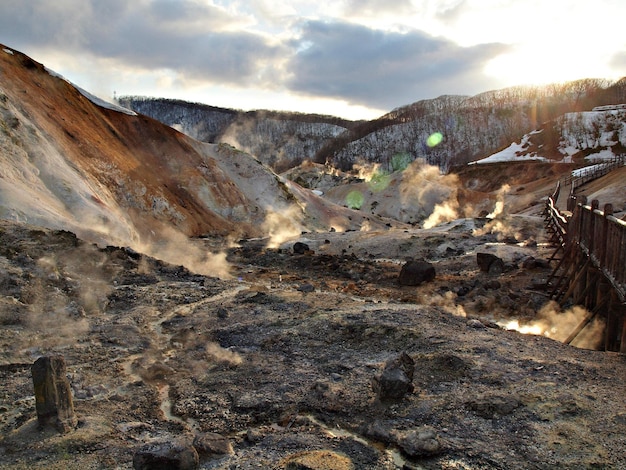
[391,152,412,172]
[427,132,443,147]
[367,171,391,192]
[346,190,364,209]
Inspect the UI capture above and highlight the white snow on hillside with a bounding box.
[45,67,137,116]
[559,109,626,157]
[470,130,547,164]
[472,108,626,165]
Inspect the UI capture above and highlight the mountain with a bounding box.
[120,80,626,174]
[119,96,356,172]
[317,81,626,172]
[0,44,395,271]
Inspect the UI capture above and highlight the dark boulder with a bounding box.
[476,253,504,274]
[398,260,435,286]
[372,352,415,401]
[293,242,310,254]
[133,441,199,470]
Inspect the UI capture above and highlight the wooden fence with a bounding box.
[564,155,625,211]
[544,194,626,352]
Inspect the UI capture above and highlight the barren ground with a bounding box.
[1,211,626,470]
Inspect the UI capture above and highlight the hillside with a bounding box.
[119,97,355,172]
[0,45,398,273]
[121,80,626,174]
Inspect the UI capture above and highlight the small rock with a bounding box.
[456,285,471,296]
[361,421,393,443]
[246,427,264,443]
[398,260,436,286]
[395,427,444,457]
[484,279,501,290]
[467,319,486,329]
[193,432,233,456]
[297,283,315,293]
[133,440,199,470]
[466,394,522,419]
[293,242,310,254]
[522,256,550,269]
[476,252,504,274]
[282,449,354,470]
[372,352,415,401]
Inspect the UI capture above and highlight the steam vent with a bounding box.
[31,355,77,433]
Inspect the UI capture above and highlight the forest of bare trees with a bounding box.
[119,77,626,174]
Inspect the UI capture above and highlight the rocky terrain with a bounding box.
[2,207,626,469]
[1,44,626,470]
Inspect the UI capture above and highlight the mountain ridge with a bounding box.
[0,44,395,265]
[119,79,626,173]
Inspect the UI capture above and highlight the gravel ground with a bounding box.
[1,217,625,469]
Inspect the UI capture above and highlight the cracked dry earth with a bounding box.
[1,217,626,469]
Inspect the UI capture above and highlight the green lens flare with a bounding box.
[391,152,411,172]
[368,172,391,192]
[346,190,364,209]
[427,132,443,147]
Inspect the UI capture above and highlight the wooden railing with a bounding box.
[564,155,625,211]
[568,198,626,302]
[544,194,626,351]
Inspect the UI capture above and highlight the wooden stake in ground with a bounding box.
[31,355,77,433]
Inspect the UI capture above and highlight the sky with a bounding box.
[1,0,626,120]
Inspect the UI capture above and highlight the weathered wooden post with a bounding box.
[31,355,77,433]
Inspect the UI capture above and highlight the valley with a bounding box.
[1,44,625,469]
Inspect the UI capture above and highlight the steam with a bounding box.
[136,225,232,279]
[486,184,510,219]
[423,200,458,229]
[262,205,304,248]
[205,342,243,366]
[399,160,460,227]
[18,245,115,354]
[426,291,467,317]
[500,301,605,350]
[473,184,524,241]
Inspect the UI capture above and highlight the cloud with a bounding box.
[342,0,416,17]
[285,19,508,109]
[0,0,285,86]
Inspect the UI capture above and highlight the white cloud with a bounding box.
[0,0,624,119]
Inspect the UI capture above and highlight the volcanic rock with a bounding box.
[193,432,233,456]
[476,252,504,274]
[372,352,415,401]
[133,440,199,470]
[398,259,436,286]
[466,394,522,418]
[395,427,444,457]
[293,242,311,254]
[31,355,77,433]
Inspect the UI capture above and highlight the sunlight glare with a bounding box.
[502,319,545,336]
[484,43,616,86]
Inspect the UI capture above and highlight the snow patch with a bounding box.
[470,130,546,164]
[44,67,137,116]
[3,48,14,55]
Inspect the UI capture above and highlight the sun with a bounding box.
[484,43,616,87]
